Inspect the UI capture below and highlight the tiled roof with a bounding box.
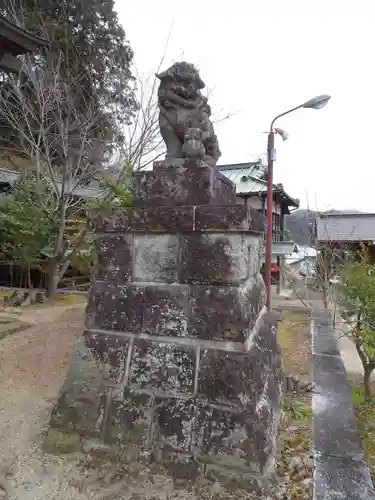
[317,213,375,242]
[218,162,267,195]
[218,162,299,208]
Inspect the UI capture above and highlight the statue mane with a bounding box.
[156,62,221,166]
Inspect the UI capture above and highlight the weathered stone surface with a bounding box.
[310,310,340,356]
[131,206,194,232]
[190,278,265,342]
[204,465,272,496]
[49,63,281,496]
[246,274,267,329]
[87,207,132,233]
[195,405,267,472]
[194,313,282,475]
[313,353,363,460]
[129,340,195,396]
[84,330,130,386]
[89,205,265,235]
[195,205,264,233]
[245,236,264,278]
[104,389,154,451]
[86,281,131,331]
[43,429,82,454]
[155,451,202,479]
[50,343,108,436]
[156,62,221,166]
[155,397,195,451]
[314,452,375,500]
[133,162,235,207]
[94,234,132,282]
[180,233,249,285]
[50,387,107,437]
[134,234,179,282]
[198,349,263,406]
[87,283,191,336]
[142,284,189,337]
[311,309,375,500]
[89,206,193,234]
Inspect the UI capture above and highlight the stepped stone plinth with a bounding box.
[48,62,283,496]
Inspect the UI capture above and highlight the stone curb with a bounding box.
[311,308,375,499]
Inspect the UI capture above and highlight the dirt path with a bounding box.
[0,305,89,500]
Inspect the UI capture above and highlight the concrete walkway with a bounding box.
[334,318,366,376]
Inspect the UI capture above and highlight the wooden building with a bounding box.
[218,161,299,245]
[218,161,299,286]
[0,15,46,73]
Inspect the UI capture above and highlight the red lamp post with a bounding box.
[265,94,331,311]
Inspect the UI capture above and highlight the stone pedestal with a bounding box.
[49,160,283,495]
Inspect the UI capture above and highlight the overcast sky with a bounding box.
[116,0,374,212]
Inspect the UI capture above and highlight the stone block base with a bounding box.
[48,159,282,495]
[48,312,283,494]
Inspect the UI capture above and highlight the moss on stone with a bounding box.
[42,428,82,455]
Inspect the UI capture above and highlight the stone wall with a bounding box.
[311,309,375,499]
[49,160,283,495]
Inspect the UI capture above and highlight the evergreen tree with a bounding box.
[2,0,137,146]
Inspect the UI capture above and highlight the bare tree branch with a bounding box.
[0,14,109,296]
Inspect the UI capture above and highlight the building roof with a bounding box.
[217,161,267,185]
[316,213,375,242]
[0,15,46,72]
[0,167,104,200]
[0,15,46,54]
[286,244,317,264]
[218,162,299,209]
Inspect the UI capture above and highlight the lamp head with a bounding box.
[274,127,289,141]
[302,94,331,110]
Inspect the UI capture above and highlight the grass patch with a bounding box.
[277,311,310,379]
[350,380,375,481]
[281,397,312,424]
[55,293,87,305]
[275,310,313,498]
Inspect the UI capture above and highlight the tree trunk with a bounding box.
[58,227,87,280]
[27,265,31,289]
[322,281,328,309]
[47,261,60,298]
[364,366,373,400]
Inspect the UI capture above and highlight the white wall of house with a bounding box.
[235,194,281,214]
[235,196,246,205]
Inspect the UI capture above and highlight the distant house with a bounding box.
[286,244,317,277]
[218,161,299,259]
[316,212,375,263]
[218,160,300,291]
[0,166,105,201]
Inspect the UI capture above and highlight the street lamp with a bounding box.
[265,94,331,311]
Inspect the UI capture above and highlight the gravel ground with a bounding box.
[0,306,86,499]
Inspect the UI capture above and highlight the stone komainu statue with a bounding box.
[156,62,221,166]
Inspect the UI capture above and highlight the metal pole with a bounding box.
[265,131,274,311]
[264,98,329,309]
[265,104,304,311]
